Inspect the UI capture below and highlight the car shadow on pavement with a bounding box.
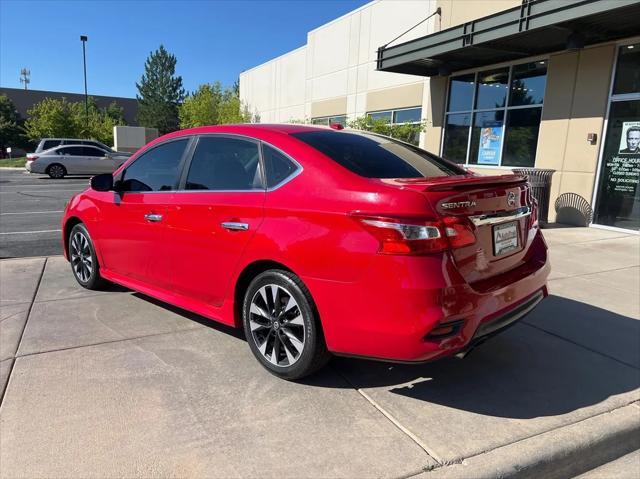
[131,292,245,340]
[320,295,640,419]
[131,291,639,419]
[37,176,92,180]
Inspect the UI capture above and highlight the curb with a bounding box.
[0,167,26,170]
[416,403,640,479]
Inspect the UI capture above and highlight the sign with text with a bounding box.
[477,125,502,165]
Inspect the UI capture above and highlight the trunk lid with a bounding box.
[381,174,536,285]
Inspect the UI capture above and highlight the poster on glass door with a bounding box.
[618,121,640,154]
[477,123,502,165]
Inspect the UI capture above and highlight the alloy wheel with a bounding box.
[49,164,64,178]
[70,231,93,282]
[249,284,306,367]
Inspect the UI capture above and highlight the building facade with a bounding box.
[0,87,139,126]
[240,0,640,231]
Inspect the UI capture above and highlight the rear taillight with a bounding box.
[27,156,38,162]
[353,214,476,255]
[442,216,476,249]
[529,198,539,229]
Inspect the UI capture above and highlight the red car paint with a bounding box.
[62,124,549,362]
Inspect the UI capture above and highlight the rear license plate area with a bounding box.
[493,221,519,256]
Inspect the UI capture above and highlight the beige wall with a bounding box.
[241,0,625,226]
[436,0,520,30]
[535,44,615,221]
[240,0,436,128]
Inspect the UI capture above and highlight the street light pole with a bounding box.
[80,35,88,131]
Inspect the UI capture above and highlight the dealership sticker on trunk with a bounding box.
[493,221,519,256]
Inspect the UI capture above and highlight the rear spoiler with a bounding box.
[416,175,528,192]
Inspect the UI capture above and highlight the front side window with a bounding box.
[83,147,105,157]
[57,146,84,156]
[442,60,547,167]
[292,130,462,179]
[185,137,261,191]
[121,139,188,192]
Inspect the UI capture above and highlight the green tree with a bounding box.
[179,82,250,128]
[24,97,126,147]
[105,101,126,124]
[0,95,27,153]
[136,45,185,134]
[24,97,81,140]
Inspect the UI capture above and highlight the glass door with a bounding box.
[593,44,640,231]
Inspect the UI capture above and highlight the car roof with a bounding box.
[41,138,102,141]
[41,144,104,153]
[177,123,334,136]
[142,124,346,151]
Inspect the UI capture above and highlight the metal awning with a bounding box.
[377,0,640,77]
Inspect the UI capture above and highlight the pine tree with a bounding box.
[136,45,185,134]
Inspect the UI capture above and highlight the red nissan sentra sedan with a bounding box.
[62,124,550,379]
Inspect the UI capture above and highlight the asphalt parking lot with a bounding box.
[0,168,89,258]
[1,227,639,478]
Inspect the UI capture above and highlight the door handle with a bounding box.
[144,213,163,222]
[221,221,249,231]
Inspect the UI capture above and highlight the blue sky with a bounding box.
[1,0,369,98]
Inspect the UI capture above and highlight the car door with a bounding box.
[165,135,266,306]
[96,137,192,290]
[83,146,115,174]
[56,146,85,174]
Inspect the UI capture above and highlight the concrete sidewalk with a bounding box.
[0,227,639,478]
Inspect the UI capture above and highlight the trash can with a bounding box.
[511,168,555,227]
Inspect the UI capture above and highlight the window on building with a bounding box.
[613,43,640,95]
[442,60,547,167]
[311,115,347,126]
[366,107,423,145]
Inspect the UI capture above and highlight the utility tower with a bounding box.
[19,68,30,90]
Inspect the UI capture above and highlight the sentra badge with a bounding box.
[441,200,477,209]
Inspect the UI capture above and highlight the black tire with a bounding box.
[47,163,66,179]
[68,223,108,290]
[243,270,330,380]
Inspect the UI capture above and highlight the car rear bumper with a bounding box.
[304,229,550,362]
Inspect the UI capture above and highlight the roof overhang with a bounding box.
[377,0,640,77]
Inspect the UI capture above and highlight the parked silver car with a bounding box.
[26,145,129,178]
[33,138,127,155]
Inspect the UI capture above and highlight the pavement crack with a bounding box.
[520,321,639,370]
[548,265,639,283]
[14,326,201,359]
[0,257,47,406]
[331,364,444,466]
[0,309,29,324]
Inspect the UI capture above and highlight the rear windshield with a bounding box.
[291,131,463,178]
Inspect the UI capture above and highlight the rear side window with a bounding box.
[262,145,297,188]
[121,139,188,192]
[42,140,61,150]
[185,137,261,191]
[291,131,462,178]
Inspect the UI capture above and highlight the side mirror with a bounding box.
[90,174,114,192]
